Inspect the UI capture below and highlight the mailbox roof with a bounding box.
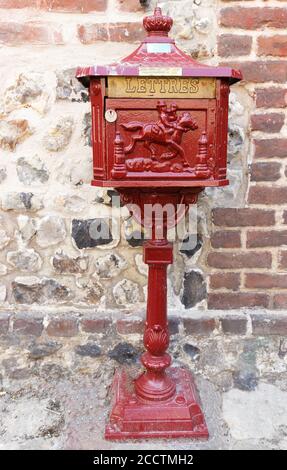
[76,8,242,87]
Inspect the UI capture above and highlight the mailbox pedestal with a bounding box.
[105,188,209,439]
[76,7,241,440]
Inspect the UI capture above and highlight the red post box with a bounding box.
[77,7,242,440]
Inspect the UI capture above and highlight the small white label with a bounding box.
[147,43,172,54]
[105,109,117,123]
[139,66,182,76]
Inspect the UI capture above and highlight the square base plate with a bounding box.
[105,367,209,440]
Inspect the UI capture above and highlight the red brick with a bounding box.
[13,316,43,336]
[247,230,287,248]
[278,250,287,269]
[283,211,287,224]
[251,162,281,182]
[258,35,287,57]
[252,313,287,334]
[46,318,78,337]
[0,313,10,335]
[248,186,287,205]
[80,317,111,333]
[273,295,287,309]
[118,0,144,12]
[254,138,287,159]
[0,21,63,45]
[207,251,272,269]
[220,7,287,30]
[251,114,284,133]
[213,208,275,227]
[183,317,217,335]
[208,293,270,309]
[255,87,287,108]
[220,61,287,83]
[220,316,247,334]
[78,22,144,44]
[0,0,107,11]
[245,273,287,288]
[217,34,252,57]
[117,317,144,335]
[209,273,240,291]
[210,230,241,248]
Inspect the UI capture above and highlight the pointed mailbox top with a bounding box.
[76,7,242,87]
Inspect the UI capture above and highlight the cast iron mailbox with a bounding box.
[77,7,241,440]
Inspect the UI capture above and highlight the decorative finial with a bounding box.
[143,7,173,37]
[111,131,127,179]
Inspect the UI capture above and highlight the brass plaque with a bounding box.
[108,76,216,99]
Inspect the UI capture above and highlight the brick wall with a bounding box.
[207,0,287,310]
[0,0,286,313]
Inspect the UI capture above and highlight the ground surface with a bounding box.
[1,331,287,450]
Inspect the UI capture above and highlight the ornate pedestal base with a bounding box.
[105,367,208,440]
[105,188,208,440]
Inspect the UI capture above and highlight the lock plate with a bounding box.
[105,109,117,123]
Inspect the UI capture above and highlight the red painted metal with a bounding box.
[105,188,208,439]
[76,8,242,86]
[103,98,224,186]
[76,7,241,440]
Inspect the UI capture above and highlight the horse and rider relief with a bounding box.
[118,101,201,174]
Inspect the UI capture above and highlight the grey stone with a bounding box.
[72,218,113,249]
[0,263,7,275]
[2,192,43,212]
[180,234,202,258]
[82,112,92,146]
[169,316,180,335]
[108,342,140,364]
[233,340,259,391]
[43,116,74,152]
[183,343,200,360]
[55,69,89,102]
[16,157,49,185]
[28,341,62,360]
[0,285,6,302]
[181,270,206,308]
[75,343,101,358]
[94,253,127,279]
[233,369,258,392]
[228,123,244,159]
[83,283,104,304]
[17,215,37,242]
[3,72,44,112]
[57,194,87,213]
[12,277,71,304]
[194,17,211,34]
[113,279,140,306]
[40,363,71,380]
[0,167,7,183]
[126,230,145,247]
[279,339,287,359]
[7,248,42,272]
[0,119,32,151]
[0,229,10,249]
[52,252,89,274]
[36,216,66,248]
[211,371,234,392]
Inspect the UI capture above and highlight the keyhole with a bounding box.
[105,109,117,123]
